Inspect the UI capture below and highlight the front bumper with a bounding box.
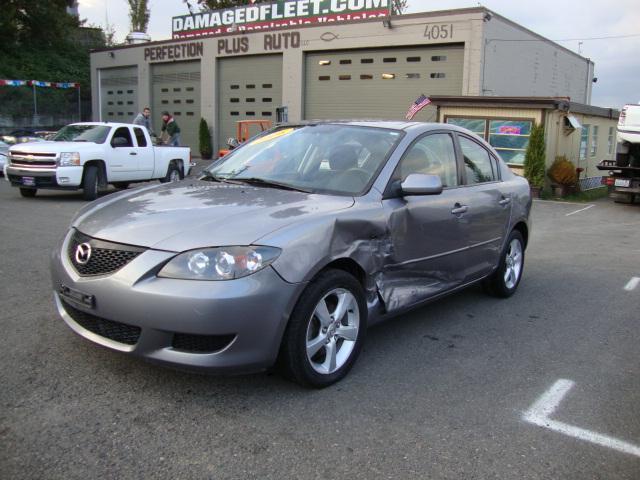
[6,165,83,189]
[51,229,304,373]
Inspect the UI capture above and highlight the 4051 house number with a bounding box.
[423,23,454,40]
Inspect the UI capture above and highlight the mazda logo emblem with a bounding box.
[75,243,92,265]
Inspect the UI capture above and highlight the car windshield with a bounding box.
[52,125,111,144]
[205,124,402,195]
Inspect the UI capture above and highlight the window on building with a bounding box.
[339,75,351,80]
[446,117,487,137]
[431,55,447,61]
[383,57,397,63]
[445,117,533,165]
[339,59,351,65]
[488,120,532,165]
[430,73,446,78]
[580,125,590,161]
[590,125,598,157]
[459,136,496,184]
[406,56,421,62]
[406,73,421,79]
[360,74,373,80]
[381,73,395,79]
[361,58,374,64]
[608,126,615,155]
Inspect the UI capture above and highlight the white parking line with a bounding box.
[565,204,595,216]
[523,379,640,458]
[624,277,640,292]
[533,199,591,206]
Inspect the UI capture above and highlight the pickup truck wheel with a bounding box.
[19,188,37,198]
[160,164,183,183]
[483,230,525,298]
[82,165,99,201]
[113,182,130,190]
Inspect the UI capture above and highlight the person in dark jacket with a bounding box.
[160,111,181,146]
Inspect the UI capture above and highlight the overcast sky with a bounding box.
[78,0,640,108]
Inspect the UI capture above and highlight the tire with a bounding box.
[278,269,367,388]
[113,182,130,190]
[160,163,182,183]
[19,188,37,198]
[483,230,525,298]
[82,165,99,201]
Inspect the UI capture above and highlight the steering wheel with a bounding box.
[328,168,370,192]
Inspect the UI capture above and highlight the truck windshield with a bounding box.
[52,125,111,144]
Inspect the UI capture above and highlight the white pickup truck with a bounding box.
[4,122,191,200]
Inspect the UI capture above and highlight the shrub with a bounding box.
[523,123,546,188]
[548,155,577,186]
[199,118,213,160]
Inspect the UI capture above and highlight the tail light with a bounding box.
[604,177,614,186]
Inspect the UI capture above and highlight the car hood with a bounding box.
[73,180,355,251]
[9,141,95,153]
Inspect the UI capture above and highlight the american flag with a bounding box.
[405,94,431,120]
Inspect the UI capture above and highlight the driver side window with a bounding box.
[397,133,458,187]
[111,127,133,148]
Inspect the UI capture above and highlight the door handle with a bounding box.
[498,197,511,206]
[451,203,468,215]
[129,152,138,156]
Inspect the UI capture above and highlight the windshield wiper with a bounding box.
[200,171,234,183]
[228,177,311,193]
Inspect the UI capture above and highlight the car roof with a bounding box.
[67,122,137,128]
[279,120,455,131]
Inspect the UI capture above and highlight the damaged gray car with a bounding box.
[51,121,531,388]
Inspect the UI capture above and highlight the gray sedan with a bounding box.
[51,121,531,388]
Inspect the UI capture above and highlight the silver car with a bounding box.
[51,122,531,388]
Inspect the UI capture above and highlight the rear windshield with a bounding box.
[52,125,111,144]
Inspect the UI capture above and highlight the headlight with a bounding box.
[58,152,81,166]
[158,246,281,280]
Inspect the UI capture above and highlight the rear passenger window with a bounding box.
[397,134,458,187]
[459,136,496,184]
[134,127,147,147]
[111,127,133,147]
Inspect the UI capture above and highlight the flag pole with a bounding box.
[78,85,82,122]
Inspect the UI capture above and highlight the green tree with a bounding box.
[0,1,105,120]
[199,118,213,159]
[128,0,150,32]
[524,123,546,189]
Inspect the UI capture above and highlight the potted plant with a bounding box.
[523,122,545,198]
[126,0,151,44]
[548,155,578,197]
[199,118,213,160]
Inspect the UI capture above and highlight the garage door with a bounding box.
[152,61,201,151]
[217,54,283,147]
[100,67,138,123]
[304,45,464,121]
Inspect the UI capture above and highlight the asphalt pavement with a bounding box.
[1,177,638,480]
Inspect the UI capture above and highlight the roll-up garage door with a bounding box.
[305,45,464,121]
[100,67,138,123]
[152,61,201,151]
[217,54,283,147]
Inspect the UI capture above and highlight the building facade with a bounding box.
[431,96,619,181]
[90,6,596,153]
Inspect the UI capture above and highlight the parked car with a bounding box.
[4,122,191,199]
[51,121,531,388]
[0,140,8,174]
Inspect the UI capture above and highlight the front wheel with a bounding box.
[19,188,37,198]
[483,230,525,298]
[82,165,99,201]
[278,269,367,388]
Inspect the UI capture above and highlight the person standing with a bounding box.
[132,107,154,136]
[161,111,181,146]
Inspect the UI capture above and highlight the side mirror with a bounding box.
[400,173,443,196]
[111,137,128,148]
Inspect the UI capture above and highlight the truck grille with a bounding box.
[62,300,141,345]
[67,230,146,276]
[9,151,57,168]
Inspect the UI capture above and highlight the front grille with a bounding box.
[172,333,235,353]
[62,300,141,345]
[10,159,56,168]
[68,230,145,276]
[11,150,57,157]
